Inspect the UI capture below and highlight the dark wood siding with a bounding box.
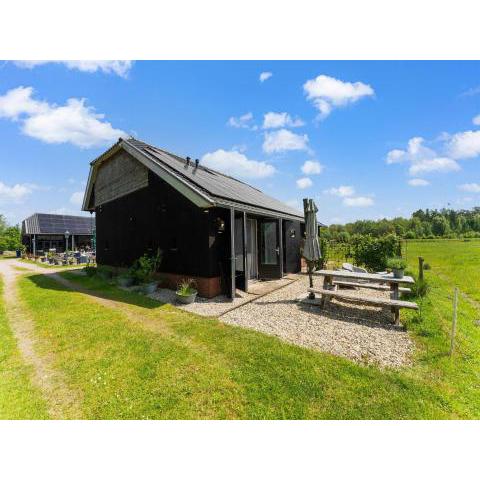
[96,171,214,277]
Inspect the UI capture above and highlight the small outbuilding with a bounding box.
[22,213,94,255]
[82,137,312,298]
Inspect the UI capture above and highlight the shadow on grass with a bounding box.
[26,272,166,311]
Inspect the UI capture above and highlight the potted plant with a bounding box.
[131,249,163,294]
[175,278,198,304]
[386,257,407,279]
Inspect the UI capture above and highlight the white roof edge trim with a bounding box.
[81,166,95,211]
[82,139,215,211]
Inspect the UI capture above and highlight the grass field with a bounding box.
[0,277,48,419]
[1,239,479,419]
[406,239,480,303]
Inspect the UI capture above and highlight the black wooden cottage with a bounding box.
[22,213,94,255]
[82,138,307,298]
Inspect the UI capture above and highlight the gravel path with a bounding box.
[148,288,257,317]
[222,274,414,368]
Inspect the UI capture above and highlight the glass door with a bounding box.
[258,219,281,279]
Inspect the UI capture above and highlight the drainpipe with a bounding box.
[279,218,284,276]
[230,207,235,300]
[242,211,248,293]
[33,234,36,256]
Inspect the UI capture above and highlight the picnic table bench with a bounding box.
[309,269,418,324]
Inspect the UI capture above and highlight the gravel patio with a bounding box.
[146,272,414,368]
[220,274,414,368]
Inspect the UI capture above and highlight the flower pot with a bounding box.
[142,281,158,294]
[117,276,134,287]
[175,290,198,304]
[392,268,404,279]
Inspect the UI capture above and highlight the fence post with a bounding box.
[418,256,424,281]
[450,287,458,356]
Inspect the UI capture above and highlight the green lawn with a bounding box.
[406,239,480,303]
[0,277,48,419]
[1,239,477,419]
[13,255,479,419]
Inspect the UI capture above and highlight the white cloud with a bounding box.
[0,86,49,119]
[387,137,460,176]
[448,130,480,159]
[70,191,84,206]
[259,72,272,83]
[408,178,430,187]
[296,177,313,189]
[473,115,480,126]
[458,183,480,193]
[343,196,374,207]
[227,112,256,130]
[285,199,303,212]
[0,86,125,148]
[408,157,460,175]
[303,74,374,119]
[386,149,407,164]
[301,160,324,175]
[15,61,133,78]
[0,181,32,203]
[262,112,304,129]
[323,185,355,197]
[262,129,309,154]
[49,207,90,216]
[201,149,275,179]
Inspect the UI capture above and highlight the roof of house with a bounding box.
[83,137,310,222]
[22,213,94,235]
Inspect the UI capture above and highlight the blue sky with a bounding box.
[1,60,480,226]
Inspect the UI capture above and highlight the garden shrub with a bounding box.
[349,234,401,271]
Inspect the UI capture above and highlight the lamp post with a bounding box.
[64,230,70,255]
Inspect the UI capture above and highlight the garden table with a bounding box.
[310,269,417,324]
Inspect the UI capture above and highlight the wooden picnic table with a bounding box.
[310,269,417,324]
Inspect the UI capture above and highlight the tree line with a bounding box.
[0,215,22,252]
[322,207,480,240]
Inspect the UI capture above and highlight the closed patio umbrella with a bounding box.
[302,198,321,299]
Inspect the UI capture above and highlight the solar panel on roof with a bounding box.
[132,141,303,218]
[22,213,94,234]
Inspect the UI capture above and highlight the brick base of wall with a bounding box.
[97,264,223,299]
[156,272,222,299]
